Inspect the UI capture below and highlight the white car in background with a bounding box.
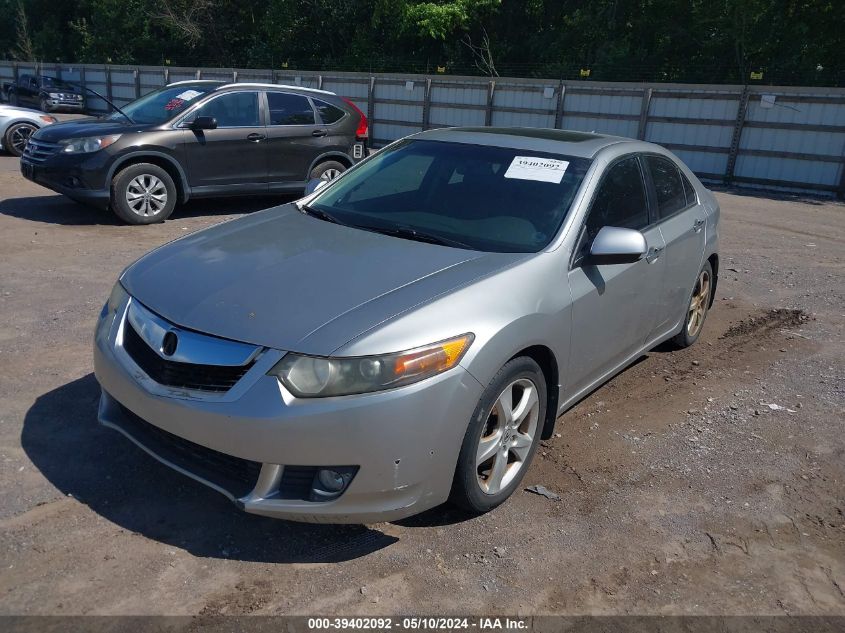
[0,104,57,157]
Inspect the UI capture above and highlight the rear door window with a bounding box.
[646,156,688,219]
[680,170,697,206]
[267,92,315,125]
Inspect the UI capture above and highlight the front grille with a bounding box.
[115,406,323,501]
[22,139,61,163]
[117,405,261,498]
[123,321,253,393]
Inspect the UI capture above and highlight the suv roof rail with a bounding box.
[165,80,226,87]
[218,82,336,96]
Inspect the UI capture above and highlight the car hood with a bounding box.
[33,118,155,141]
[120,204,529,355]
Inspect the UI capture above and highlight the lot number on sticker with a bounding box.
[504,156,569,184]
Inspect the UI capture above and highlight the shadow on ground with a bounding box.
[21,374,398,563]
[0,194,295,226]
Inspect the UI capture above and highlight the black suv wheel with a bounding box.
[309,160,347,182]
[110,163,177,225]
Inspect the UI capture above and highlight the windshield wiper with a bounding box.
[362,225,474,250]
[298,203,343,225]
[70,84,134,124]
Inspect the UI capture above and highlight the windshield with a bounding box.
[41,76,74,90]
[310,139,590,253]
[106,83,220,124]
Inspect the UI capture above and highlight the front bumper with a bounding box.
[21,156,111,209]
[93,296,484,523]
[43,99,85,112]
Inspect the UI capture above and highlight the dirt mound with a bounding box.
[721,308,809,339]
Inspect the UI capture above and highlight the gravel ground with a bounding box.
[0,156,842,616]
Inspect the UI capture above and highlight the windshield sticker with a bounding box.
[175,89,203,101]
[504,156,569,184]
[164,98,185,111]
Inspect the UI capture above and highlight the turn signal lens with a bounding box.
[393,337,472,381]
[269,334,474,398]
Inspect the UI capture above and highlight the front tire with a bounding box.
[4,122,37,157]
[39,97,51,113]
[309,160,346,182]
[450,357,546,513]
[671,260,713,348]
[110,163,177,225]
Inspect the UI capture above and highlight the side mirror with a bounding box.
[189,116,217,130]
[304,178,329,195]
[588,226,647,265]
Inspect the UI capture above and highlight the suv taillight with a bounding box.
[342,97,368,141]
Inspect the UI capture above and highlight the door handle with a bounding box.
[693,218,705,233]
[311,129,328,137]
[246,133,266,142]
[646,246,663,264]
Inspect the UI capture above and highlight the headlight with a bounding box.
[61,134,121,154]
[96,282,128,344]
[269,334,474,397]
[99,281,128,320]
[48,92,60,99]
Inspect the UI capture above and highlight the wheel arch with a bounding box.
[707,252,718,308]
[307,151,354,176]
[108,152,190,204]
[507,345,560,440]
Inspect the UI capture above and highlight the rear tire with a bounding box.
[110,163,177,225]
[9,91,18,106]
[4,122,37,157]
[671,260,714,349]
[450,356,546,513]
[309,160,347,182]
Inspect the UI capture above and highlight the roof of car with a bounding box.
[413,127,633,159]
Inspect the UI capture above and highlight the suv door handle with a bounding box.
[311,129,328,137]
[246,133,266,142]
[646,246,663,264]
[693,218,705,233]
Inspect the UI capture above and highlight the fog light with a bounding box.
[310,466,357,501]
[318,469,346,492]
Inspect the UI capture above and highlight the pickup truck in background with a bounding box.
[2,74,85,113]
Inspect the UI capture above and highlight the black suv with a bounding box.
[20,81,368,224]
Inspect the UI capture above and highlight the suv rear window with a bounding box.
[267,92,315,125]
[314,100,346,124]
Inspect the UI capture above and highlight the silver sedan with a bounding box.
[94,127,719,523]
[0,104,57,156]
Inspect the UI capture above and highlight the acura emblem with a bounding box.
[161,331,178,356]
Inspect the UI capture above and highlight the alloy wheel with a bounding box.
[476,378,540,495]
[319,168,342,180]
[687,269,711,337]
[125,174,168,217]
[10,124,36,154]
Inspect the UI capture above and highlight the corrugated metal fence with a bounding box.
[2,61,844,197]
